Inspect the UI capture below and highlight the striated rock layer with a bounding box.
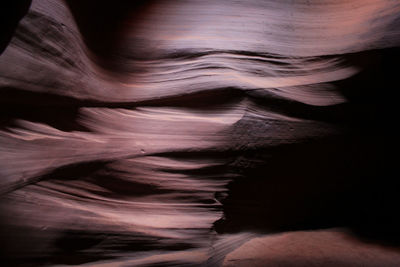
[1,0,400,266]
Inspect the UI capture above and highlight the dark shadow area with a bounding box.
[0,88,91,132]
[214,134,399,244]
[0,104,89,132]
[214,47,400,246]
[65,0,154,69]
[0,0,32,54]
[0,225,193,266]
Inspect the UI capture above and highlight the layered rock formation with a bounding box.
[1,0,400,266]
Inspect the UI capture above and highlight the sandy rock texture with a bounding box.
[1,0,400,266]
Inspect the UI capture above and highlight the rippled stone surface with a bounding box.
[1,0,400,266]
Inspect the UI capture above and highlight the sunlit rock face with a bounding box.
[1,0,400,266]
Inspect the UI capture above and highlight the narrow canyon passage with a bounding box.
[1,0,400,266]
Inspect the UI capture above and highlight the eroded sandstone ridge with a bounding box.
[1,0,400,266]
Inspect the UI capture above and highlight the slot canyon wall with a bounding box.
[1,0,400,266]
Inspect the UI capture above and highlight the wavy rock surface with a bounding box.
[1,0,400,266]
[223,229,400,267]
